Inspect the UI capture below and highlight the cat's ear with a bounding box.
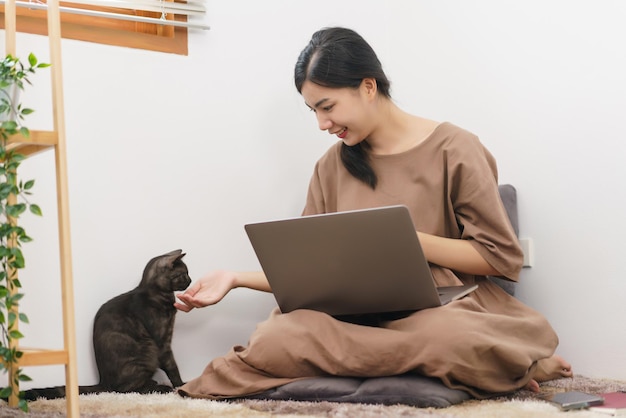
[163,249,185,265]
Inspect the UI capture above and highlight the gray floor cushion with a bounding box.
[241,375,471,407]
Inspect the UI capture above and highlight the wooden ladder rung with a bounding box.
[18,348,69,366]
[5,130,58,157]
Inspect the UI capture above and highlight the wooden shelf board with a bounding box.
[5,130,58,157]
[18,348,69,366]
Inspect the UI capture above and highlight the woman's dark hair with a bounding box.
[295,27,391,189]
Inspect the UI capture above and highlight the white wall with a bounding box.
[1,0,624,389]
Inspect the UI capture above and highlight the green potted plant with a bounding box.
[0,52,49,411]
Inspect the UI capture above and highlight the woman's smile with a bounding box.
[335,127,348,139]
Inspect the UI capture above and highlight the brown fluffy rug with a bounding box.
[1,375,625,417]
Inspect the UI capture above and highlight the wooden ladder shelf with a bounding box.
[3,0,79,416]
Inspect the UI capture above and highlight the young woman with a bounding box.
[175,27,572,399]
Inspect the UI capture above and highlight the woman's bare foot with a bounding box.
[534,355,573,382]
[524,355,573,392]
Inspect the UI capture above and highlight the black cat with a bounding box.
[23,249,192,400]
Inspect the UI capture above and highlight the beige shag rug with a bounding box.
[2,375,625,418]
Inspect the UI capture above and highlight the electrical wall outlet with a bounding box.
[519,238,533,268]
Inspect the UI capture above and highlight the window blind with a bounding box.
[1,0,209,30]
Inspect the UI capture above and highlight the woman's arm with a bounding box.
[174,270,271,312]
[233,271,272,291]
[417,231,500,276]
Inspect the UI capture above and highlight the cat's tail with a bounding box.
[22,384,103,401]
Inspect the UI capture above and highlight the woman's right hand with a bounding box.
[174,269,237,312]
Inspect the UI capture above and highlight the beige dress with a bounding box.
[179,122,559,399]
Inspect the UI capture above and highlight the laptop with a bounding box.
[244,205,477,316]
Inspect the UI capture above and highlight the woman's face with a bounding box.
[300,79,377,146]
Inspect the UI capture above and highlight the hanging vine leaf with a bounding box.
[0,386,12,399]
[29,204,42,216]
[9,330,24,339]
